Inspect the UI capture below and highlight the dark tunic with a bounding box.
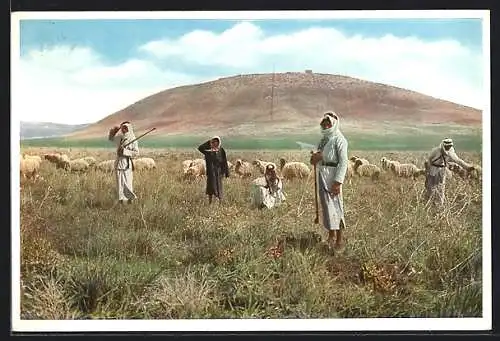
[197,141,229,198]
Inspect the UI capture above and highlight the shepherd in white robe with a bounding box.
[425,138,474,206]
[108,121,139,204]
[310,112,349,250]
[251,163,286,209]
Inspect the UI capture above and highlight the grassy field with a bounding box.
[18,147,483,319]
[20,131,483,152]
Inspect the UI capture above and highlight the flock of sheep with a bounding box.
[346,155,481,184]
[180,154,482,185]
[181,157,311,181]
[19,152,157,181]
[20,150,482,186]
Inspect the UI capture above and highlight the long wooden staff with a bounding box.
[314,163,319,224]
[311,151,319,224]
[121,127,156,148]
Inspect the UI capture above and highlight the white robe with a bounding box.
[427,145,470,176]
[425,144,471,205]
[316,117,349,231]
[251,176,286,209]
[109,127,139,201]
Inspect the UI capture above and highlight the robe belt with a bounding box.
[117,156,134,170]
[321,161,339,167]
[431,154,446,168]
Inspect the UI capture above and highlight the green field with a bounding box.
[20,132,482,151]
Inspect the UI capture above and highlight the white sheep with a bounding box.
[354,159,381,180]
[182,159,193,173]
[279,158,310,180]
[81,156,97,166]
[20,155,41,180]
[67,159,90,172]
[96,160,116,172]
[350,155,370,166]
[190,158,205,166]
[133,157,156,171]
[55,157,90,172]
[183,162,205,180]
[391,162,424,179]
[468,164,482,182]
[252,159,276,175]
[54,154,71,170]
[389,162,405,177]
[189,158,206,174]
[380,156,390,171]
[59,154,70,162]
[227,161,234,171]
[387,160,401,172]
[235,159,253,178]
[344,159,355,185]
[448,162,481,182]
[23,154,42,164]
[181,158,206,179]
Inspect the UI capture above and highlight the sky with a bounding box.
[14,14,486,125]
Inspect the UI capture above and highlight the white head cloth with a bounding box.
[120,122,136,146]
[321,111,340,137]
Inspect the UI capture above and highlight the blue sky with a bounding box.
[20,19,483,67]
[15,16,486,124]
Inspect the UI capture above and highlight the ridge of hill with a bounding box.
[67,72,482,139]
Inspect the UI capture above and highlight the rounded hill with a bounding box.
[68,72,482,139]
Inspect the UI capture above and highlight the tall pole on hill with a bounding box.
[270,64,275,121]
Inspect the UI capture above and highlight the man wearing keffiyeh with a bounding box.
[108,121,139,204]
[250,163,286,210]
[424,138,474,206]
[310,112,349,250]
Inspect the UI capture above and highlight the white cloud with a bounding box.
[140,22,265,68]
[140,22,484,110]
[14,46,201,125]
[15,22,484,125]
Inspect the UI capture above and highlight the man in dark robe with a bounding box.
[197,136,230,204]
